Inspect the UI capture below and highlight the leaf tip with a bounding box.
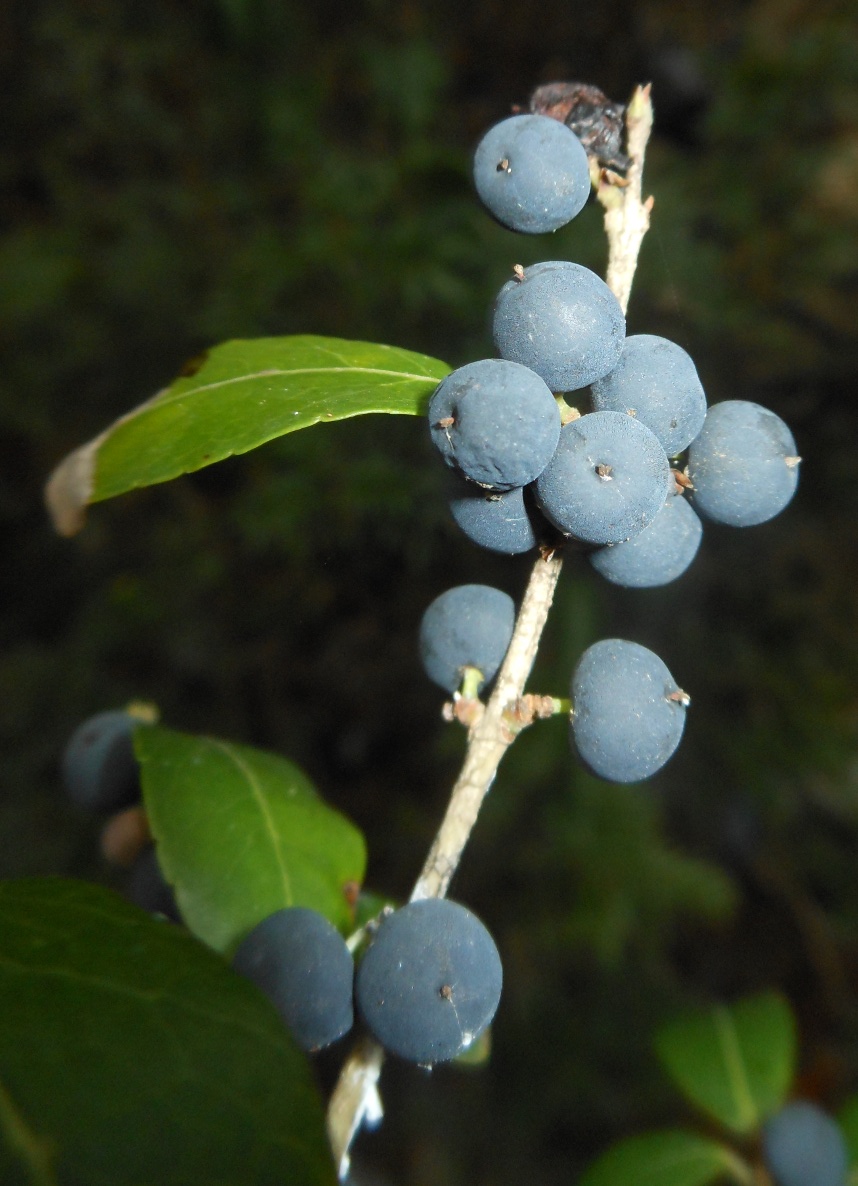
[45,442,98,536]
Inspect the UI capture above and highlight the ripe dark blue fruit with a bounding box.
[590,334,707,456]
[127,845,180,922]
[472,114,591,234]
[535,411,671,545]
[588,490,702,587]
[428,359,560,491]
[233,906,354,1052]
[688,400,800,526]
[492,261,625,393]
[419,585,516,694]
[355,898,502,1064]
[762,1101,847,1186]
[62,709,142,813]
[570,639,688,782]
[447,473,540,555]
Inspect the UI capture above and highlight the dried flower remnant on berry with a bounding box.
[525,81,630,172]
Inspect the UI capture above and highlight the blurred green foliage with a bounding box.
[2,1,858,1183]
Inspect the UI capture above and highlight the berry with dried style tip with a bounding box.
[355,898,502,1064]
[570,639,688,782]
[687,400,800,526]
[472,114,590,234]
[535,410,671,545]
[428,358,560,492]
[419,585,516,695]
[233,906,354,1052]
[492,261,625,393]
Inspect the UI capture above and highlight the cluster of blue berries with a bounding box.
[233,898,501,1064]
[418,98,801,785]
[431,266,799,579]
[62,713,501,1064]
[434,106,801,581]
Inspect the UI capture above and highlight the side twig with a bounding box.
[326,83,655,1180]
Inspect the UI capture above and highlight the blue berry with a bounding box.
[233,907,354,1052]
[62,710,142,813]
[428,359,560,491]
[590,334,707,456]
[687,400,800,526]
[355,899,502,1064]
[492,261,625,393]
[588,490,702,587]
[419,585,516,694]
[570,639,688,782]
[762,1101,848,1186]
[447,473,540,555]
[535,411,671,545]
[126,845,180,922]
[472,114,591,234]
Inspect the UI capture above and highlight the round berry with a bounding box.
[687,400,800,526]
[233,907,354,1053]
[570,639,688,782]
[472,114,591,234]
[590,334,707,457]
[588,490,702,587]
[762,1101,848,1186]
[419,585,516,694]
[356,899,502,1064]
[492,261,625,393]
[535,411,671,545]
[447,474,541,555]
[428,359,560,491]
[62,710,142,813]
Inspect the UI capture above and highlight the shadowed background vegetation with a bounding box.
[2,0,858,1182]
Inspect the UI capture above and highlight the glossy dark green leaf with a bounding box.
[578,1129,752,1186]
[654,992,796,1134]
[136,726,366,953]
[45,335,450,535]
[0,879,335,1186]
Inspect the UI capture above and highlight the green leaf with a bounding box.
[837,1095,858,1169]
[0,878,335,1186]
[136,725,366,953]
[45,335,450,535]
[577,1129,752,1186]
[654,992,796,1134]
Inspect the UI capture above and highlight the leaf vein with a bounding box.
[209,740,294,906]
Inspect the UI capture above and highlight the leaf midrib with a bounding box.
[713,1006,756,1130]
[152,365,441,413]
[211,740,294,906]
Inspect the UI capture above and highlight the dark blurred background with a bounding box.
[2,1,858,1182]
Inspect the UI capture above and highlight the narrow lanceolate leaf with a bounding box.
[45,335,450,535]
[577,1129,752,1186]
[0,879,335,1186]
[136,725,366,954]
[654,992,796,1134]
